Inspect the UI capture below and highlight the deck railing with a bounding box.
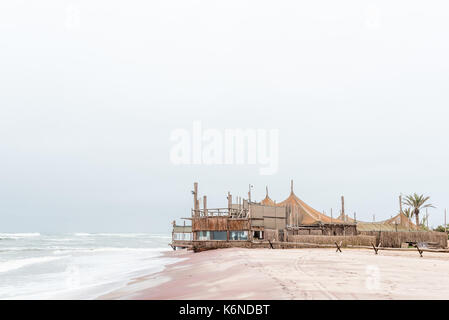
[191,207,249,218]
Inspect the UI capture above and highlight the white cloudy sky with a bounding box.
[1,0,448,232]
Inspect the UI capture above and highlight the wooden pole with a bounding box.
[416,244,423,258]
[335,241,342,253]
[203,195,207,216]
[371,242,379,255]
[193,182,199,216]
[341,196,345,221]
[227,192,232,211]
[294,212,299,226]
[444,209,447,232]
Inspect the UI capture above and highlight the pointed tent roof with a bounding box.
[337,213,355,223]
[354,212,418,232]
[260,186,276,206]
[276,180,347,225]
[386,212,416,227]
[382,212,418,230]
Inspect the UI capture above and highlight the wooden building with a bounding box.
[184,182,287,243]
[171,181,355,249]
[170,181,447,250]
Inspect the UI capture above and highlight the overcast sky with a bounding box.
[1,0,449,233]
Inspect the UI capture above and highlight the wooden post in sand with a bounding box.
[335,241,342,253]
[416,244,423,258]
[371,242,379,255]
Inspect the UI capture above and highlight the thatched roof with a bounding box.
[260,186,276,206]
[258,181,419,229]
[266,180,347,225]
[350,212,418,232]
[385,212,417,229]
[337,213,355,223]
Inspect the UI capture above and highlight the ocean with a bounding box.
[0,233,176,299]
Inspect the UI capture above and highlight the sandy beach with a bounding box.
[100,247,449,300]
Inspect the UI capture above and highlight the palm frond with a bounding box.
[401,193,434,210]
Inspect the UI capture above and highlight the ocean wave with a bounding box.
[0,247,47,253]
[0,246,169,255]
[0,233,41,240]
[0,256,67,273]
[146,234,171,239]
[41,238,82,242]
[72,233,160,238]
[52,247,170,255]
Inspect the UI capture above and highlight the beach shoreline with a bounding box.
[0,233,174,300]
[100,247,449,300]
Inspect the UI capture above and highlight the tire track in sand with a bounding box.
[237,250,297,299]
[294,252,338,300]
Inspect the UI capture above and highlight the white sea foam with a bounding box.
[0,233,173,299]
[73,233,151,237]
[0,256,66,273]
[52,247,169,255]
[0,233,41,239]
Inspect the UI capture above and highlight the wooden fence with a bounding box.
[359,231,447,248]
[287,235,375,247]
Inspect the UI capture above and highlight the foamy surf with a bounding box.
[0,233,176,299]
[0,256,67,273]
[0,233,41,240]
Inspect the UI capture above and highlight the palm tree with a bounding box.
[402,207,413,218]
[402,193,435,228]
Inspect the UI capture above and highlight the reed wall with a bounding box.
[287,235,375,247]
[359,231,447,248]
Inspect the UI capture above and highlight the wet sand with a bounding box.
[100,247,449,300]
